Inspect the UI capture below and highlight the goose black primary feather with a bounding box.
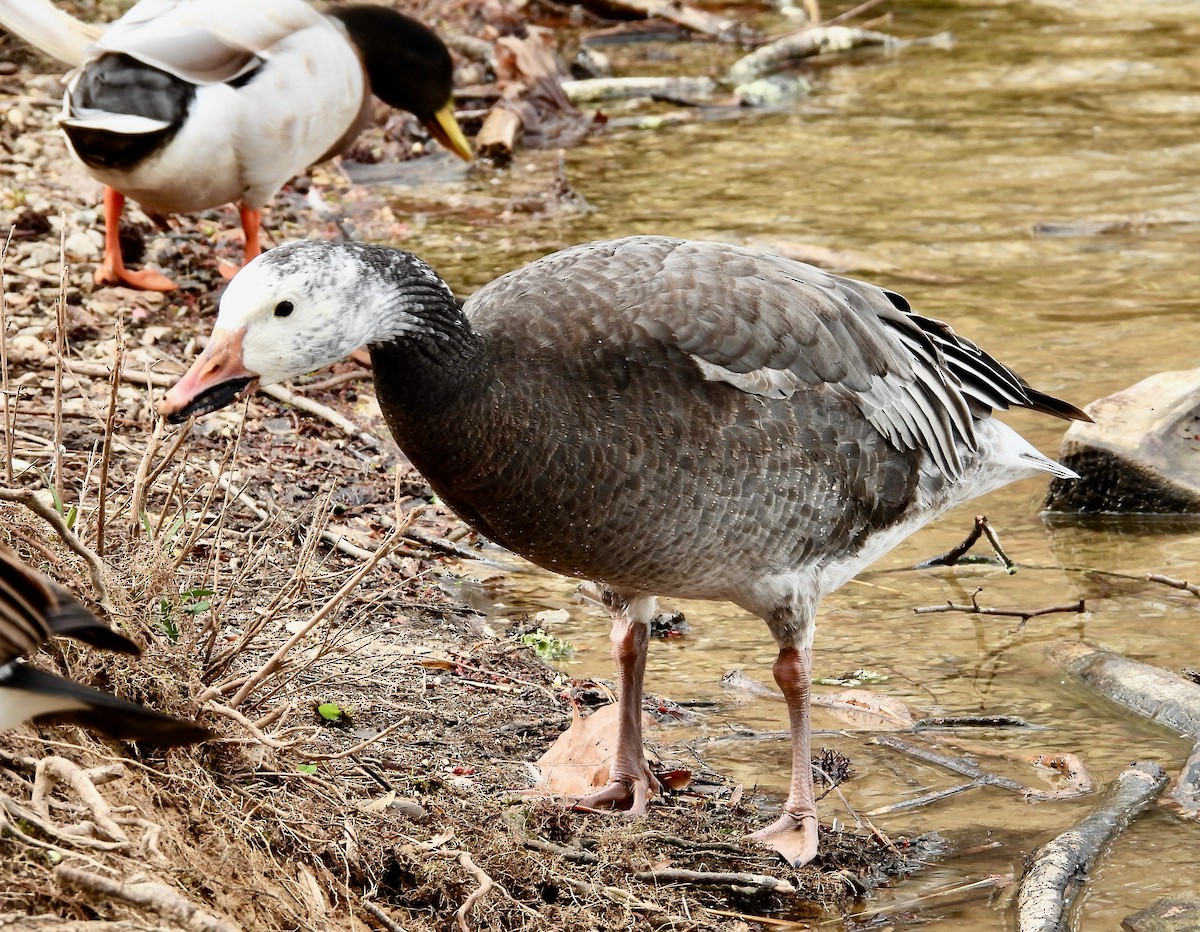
[159,235,1089,863]
[0,544,210,747]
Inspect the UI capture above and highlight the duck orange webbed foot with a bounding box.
[746,811,820,867]
[94,258,177,292]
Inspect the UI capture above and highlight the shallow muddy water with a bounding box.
[393,1,1200,926]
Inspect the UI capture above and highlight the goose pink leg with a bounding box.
[746,645,820,866]
[573,592,661,814]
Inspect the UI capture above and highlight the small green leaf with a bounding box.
[317,702,343,722]
[296,763,318,775]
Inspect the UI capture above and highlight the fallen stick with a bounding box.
[635,867,796,895]
[55,864,239,932]
[1015,761,1166,932]
[727,25,898,85]
[581,0,743,40]
[1046,640,1200,740]
[1147,573,1200,599]
[561,75,717,104]
[914,589,1085,625]
[916,514,1015,570]
[476,106,523,164]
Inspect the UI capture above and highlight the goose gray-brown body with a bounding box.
[0,543,210,746]
[158,235,1089,863]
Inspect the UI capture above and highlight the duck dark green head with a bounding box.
[327,4,473,160]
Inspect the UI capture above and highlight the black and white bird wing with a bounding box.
[0,544,209,747]
[0,543,138,664]
[0,663,211,747]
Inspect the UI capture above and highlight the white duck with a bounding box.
[158,236,1088,864]
[0,0,473,290]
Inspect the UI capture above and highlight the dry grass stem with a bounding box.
[1,226,12,486]
[52,222,66,504]
[225,521,409,709]
[95,324,126,557]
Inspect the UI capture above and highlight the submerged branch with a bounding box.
[1046,640,1200,740]
[914,589,1085,625]
[1015,761,1167,932]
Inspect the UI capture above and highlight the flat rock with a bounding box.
[1123,899,1200,932]
[1045,368,1200,513]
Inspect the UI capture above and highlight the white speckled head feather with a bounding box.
[216,240,456,386]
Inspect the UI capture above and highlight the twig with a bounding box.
[95,326,124,558]
[261,384,381,448]
[361,898,409,932]
[913,588,1085,626]
[0,486,114,614]
[52,222,66,504]
[634,868,796,895]
[1,226,13,485]
[872,735,1027,794]
[225,524,407,709]
[823,0,889,26]
[1147,573,1200,599]
[560,876,665,912]
[847,874,1014,925]
[916,515,1015,571]
[295,722,409,761]
[865,782,978,816]
[522,837,599,863]
[1016,761,1166,932]
[55,864,240,932]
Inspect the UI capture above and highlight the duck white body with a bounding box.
[0,0,471,289]
[158,236,1089,864]
[58,0,363,215]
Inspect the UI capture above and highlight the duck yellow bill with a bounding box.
[157,326,258,424]
[424,102,473,161]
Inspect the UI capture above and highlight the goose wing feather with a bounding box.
[469,237,1000,477]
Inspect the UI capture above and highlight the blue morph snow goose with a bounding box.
[157,236,1088,864]
[0,544,210,746]
[0,0,472,290]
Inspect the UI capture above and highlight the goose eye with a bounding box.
[274,300,294,318]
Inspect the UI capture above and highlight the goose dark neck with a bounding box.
[361,256,487,420]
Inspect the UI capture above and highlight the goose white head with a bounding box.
[158,241,453,423]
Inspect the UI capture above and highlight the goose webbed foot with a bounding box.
[746,810,819,867]
[572,767,661,816]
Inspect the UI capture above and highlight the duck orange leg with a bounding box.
[746,646,820,866]
[218,204,263,281]
[94,187,177,291]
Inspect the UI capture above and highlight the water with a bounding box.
[391,1,1200,926]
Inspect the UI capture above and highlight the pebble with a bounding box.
[64,230,100,260]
